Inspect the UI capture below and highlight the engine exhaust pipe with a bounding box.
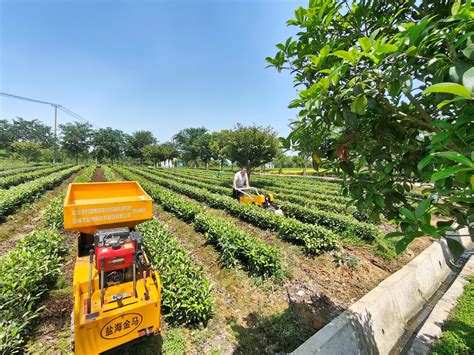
[87,249,94,314]
[132,260,137,298]
[143,270,149,301]
[100,258,105,307]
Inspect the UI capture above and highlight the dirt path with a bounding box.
[93,166,106,182]
[0,171,80,257]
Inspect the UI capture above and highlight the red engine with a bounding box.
[95,241,135,272]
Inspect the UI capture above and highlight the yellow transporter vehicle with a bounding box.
[64,181,161,354]
[236,187,284,215]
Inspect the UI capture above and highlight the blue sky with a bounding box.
[0,0,305,141]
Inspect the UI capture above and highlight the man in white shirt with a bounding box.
[232,166,249,200]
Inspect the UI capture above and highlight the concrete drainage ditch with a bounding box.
[292,227,472,355]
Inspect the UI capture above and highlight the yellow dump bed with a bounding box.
[64,181,153,234]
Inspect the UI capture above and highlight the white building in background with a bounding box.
[160,159,174,168]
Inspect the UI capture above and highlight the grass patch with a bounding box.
[162,327,187,354]
[431,275,474,354]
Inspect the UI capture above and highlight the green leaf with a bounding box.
[420,224,440,238]
[415,198,431,218]
[358,37,371,52]
[342,107,357,128]
[388,80,401,97]
[384,161,395,174]
[399,207,415,221]
[437,220,454,228]
[432,120,452,129]
[423,82,471,98]
[331,50,355,64]
[395,236,415,254]
[385,231,403,239]
[437,96,466,109]
[462,44,474,60]
[431,131,451,145]
[449,62,471,83]
[433,152,473,166]
[431,166,466,181]
[375,43,398,55]
[351,95,368,115]
[418,155,434,171]
[455,32,474,49]
[375,195,384,208]
[462,67,474,94]
[451,0,461,15]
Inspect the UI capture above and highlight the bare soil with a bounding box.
[93,167,106,182]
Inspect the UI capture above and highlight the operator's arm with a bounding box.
[246,174,250,188]
[233,174,237,189]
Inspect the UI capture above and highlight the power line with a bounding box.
[0,91,91,124]
[1,91,97,163]
[0,92,60,107]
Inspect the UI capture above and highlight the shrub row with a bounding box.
[149,168,378,241]
[102,165,119,182]
[164,168,348,203]
[150,168,349,213]
[0,165,50,178]
[0,166,81,219]
[115,166,283,276]
[0,162,48,173]
[0,228,68,353]
[174,167,342,192]
[137,218,213,325]
[154,169,349,209]
[0,165,96,352]
[125,166,338,255]
[43,165,96,228]
[282,202,381,241]
[0,164,72,189]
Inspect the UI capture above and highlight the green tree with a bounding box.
[142,144,165,167]
[210,130,231,168]
[59,122,93,164]
[126,131,157,163]
[227,124,280,176]
[0,120,14,149]
[40,148,54,162]
[11,141,42,162]
[92,127,126,164]
[10,117,54,148]
[273,151,296,169]
[142,142,179,167]
[294,152,311,174]
[161,141,179,161]
[268,0,473,251]
[173,127,211,167]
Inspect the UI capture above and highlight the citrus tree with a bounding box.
[267,0,473,251]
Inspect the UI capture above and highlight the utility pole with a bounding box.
[53,104,58,163]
